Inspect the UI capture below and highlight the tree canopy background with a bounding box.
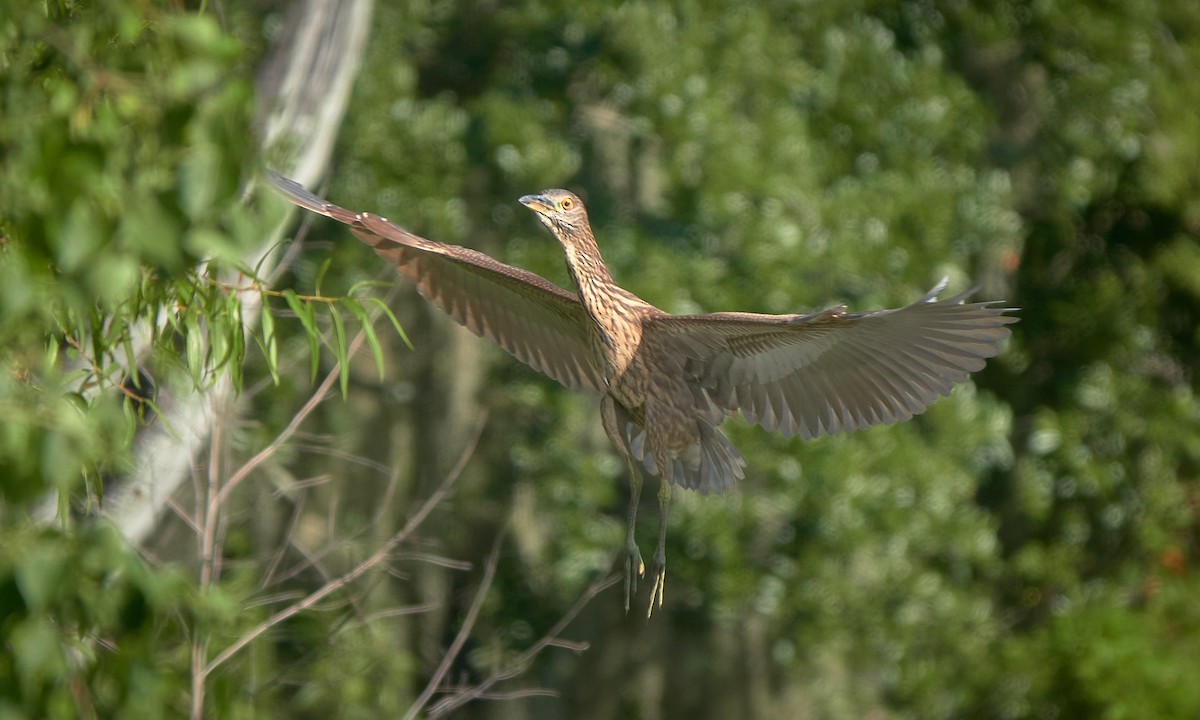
[2,1,1198,718]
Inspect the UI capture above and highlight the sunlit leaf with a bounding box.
[342,297,386,380]
[282,289,320,383]
[328,303,349,399]
[365,297,412,350]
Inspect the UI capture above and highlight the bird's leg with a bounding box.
[601,397,644,613]
[623,468,644,611]
[647,474,672,618]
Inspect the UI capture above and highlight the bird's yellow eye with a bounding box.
[560,197,574,211]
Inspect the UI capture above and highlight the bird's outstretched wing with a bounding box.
[648,281,1018,439]
[268,172,606,393]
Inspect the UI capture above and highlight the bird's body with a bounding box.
[268,173,1018,615]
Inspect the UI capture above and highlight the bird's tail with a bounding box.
[626,420,745,496]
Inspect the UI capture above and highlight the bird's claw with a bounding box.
[623,546,645,613]
[646,557,665,618]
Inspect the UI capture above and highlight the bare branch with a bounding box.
[404,526,508,720]
[201,416,485,678]
[426,572,621,718]
[436,687,561,702]
[392,552,475,572]
[261,489,308,588]
[356,603,442,625]
[213,352,341,510]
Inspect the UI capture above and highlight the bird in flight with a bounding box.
[267,171,1018,617]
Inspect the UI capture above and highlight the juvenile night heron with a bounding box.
[268,172,1018,617]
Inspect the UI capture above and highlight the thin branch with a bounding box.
[261,489,308,588]
[392,552,475,572]
[270,536,339,587]
[272,473,335,494]
[292,443,394,475]
[404,527,508,720]
[538,638,591,653]
[202,416,485,678]
[242,590,309,609]
[427,572,621,718]
[437,687,560,702]
[165,496,203,536]
[213,344,343,509]
[371,455,402,528]
[356,603,441,624]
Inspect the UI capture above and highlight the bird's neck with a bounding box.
[563,232,646,375]
[564,235,614,291]
[562,231,618,315]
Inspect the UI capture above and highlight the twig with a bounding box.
[403,526,508,720]
[436,687,560,702]
[261,490,308,588]
[270,536,339,587]
[201,415,487,678]
[292,442,394,475]
[392,552,475,571]
[242,590,309,609]
[355,603,442,625]
[427,572,621,717]
[212,342,345,510]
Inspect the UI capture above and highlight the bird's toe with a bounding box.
[646,557,666,618]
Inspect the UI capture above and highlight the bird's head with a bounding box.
[519,189,589,241]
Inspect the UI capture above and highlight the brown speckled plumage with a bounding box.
[268,172,1018,616]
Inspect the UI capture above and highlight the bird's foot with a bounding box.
[646,552,666,619]
[623,543,645,614]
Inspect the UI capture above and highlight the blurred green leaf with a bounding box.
[283,289,321,383]
[328,302,349,399]
[342,297,385,380]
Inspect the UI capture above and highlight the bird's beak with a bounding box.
[519,194,552,215]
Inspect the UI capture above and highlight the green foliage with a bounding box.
[0,0,263,498]
[0,523,190,718]
[0,3,293,717]
[2,0,1199,718]
[1,1,252,322]
[1000,575,1200,720]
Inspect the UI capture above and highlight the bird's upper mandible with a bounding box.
[519,189,588,234]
